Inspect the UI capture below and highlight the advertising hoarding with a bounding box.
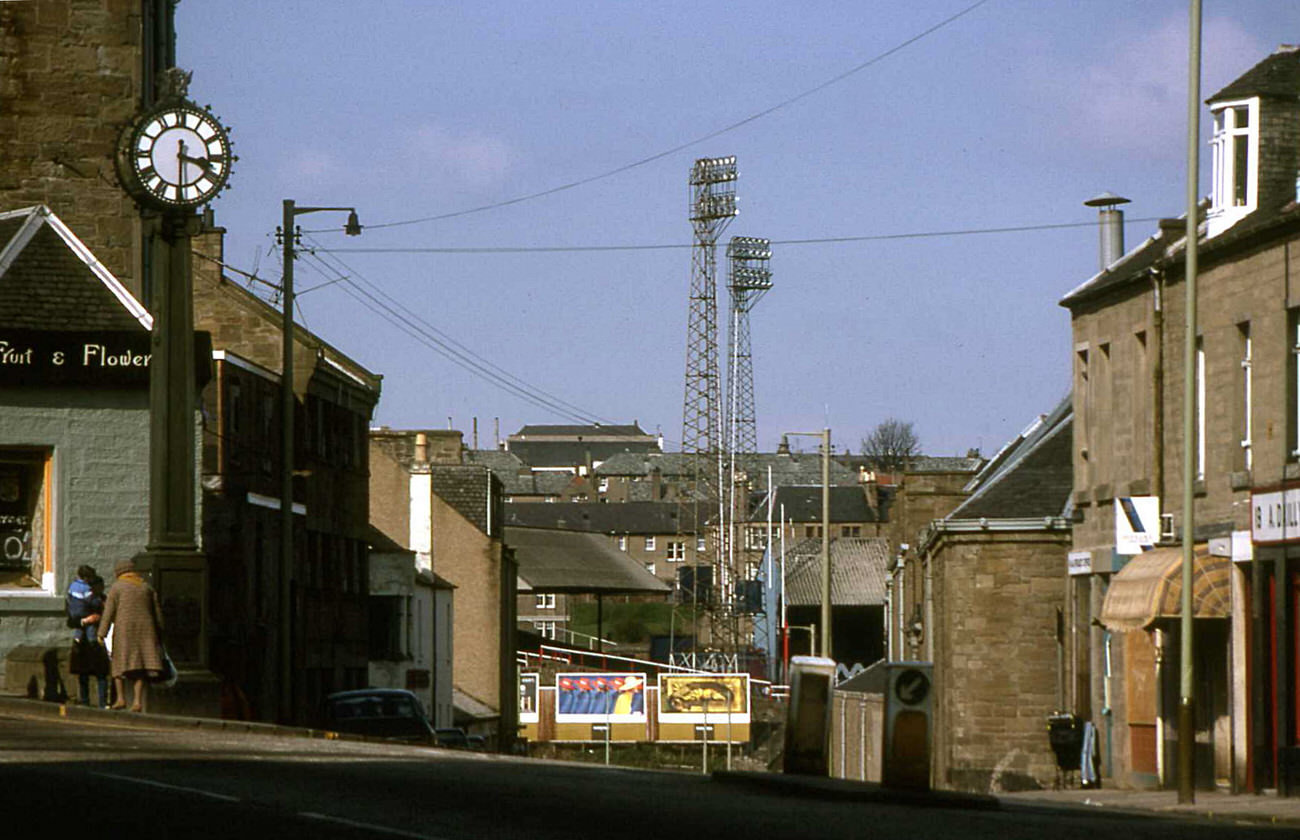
[554,673,647,723]
[657,673,750,723]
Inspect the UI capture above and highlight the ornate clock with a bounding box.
[117,102,233,210]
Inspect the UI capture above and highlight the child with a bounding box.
[67,567,109,707]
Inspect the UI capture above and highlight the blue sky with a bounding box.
[176,1,1297,457]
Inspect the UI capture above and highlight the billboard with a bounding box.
[518,673,539,724]
[657,673,750,723]
[555,673,647,723]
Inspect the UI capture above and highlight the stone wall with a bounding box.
[0,0,143,293]
[929,529,1070,793]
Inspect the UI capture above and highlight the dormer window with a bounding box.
[1208,97,1259,236]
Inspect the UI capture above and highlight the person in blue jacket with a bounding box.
[66,565,109,706]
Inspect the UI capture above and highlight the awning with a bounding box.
[1098,544,1232,632]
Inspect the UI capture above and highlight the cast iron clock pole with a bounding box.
[277,202,361,723]
[115,71,233,677]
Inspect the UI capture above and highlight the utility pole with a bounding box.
[1178,0,1202,805]
[277,200,361,724]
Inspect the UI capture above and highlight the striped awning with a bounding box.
[1098,544,1232,632]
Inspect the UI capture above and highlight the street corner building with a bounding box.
[0,205,156,697]
[1060,46,1300,795]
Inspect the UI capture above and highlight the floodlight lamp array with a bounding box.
[731,266,773,289]
[691,193,738,222]
[726,237,771,260]
[689,156,738,186]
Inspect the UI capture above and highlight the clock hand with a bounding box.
[179,153,217,177]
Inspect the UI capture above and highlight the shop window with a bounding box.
[0,449,52,591]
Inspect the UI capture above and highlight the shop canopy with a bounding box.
[1098,544,1232,632]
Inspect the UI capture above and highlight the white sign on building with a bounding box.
[1067,550,1093,576]
[1251,488,1300,544]
[1114,496,1160,555]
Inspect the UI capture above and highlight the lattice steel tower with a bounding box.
[681,156,737,497]
[725,236,773,461]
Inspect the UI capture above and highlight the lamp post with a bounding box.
[276,200,361,723]
[784,429,832,659]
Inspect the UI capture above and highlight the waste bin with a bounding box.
[1046,712,1083,771]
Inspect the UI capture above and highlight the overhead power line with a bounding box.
[304,0,992,234]
[313,217,1162,256]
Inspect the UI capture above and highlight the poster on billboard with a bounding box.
[657,673,750,723]
[519,673,539,724]
[554,673,647,723]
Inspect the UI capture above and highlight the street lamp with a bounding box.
[276,200,361,723]
[783,428,831,659]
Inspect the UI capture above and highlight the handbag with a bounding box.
[155,648,179,688]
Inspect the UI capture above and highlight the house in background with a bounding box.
[369,429,517,746]
[914,398,1073,793]
[367,527,454,727]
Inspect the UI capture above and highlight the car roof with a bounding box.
[326,688,420,702]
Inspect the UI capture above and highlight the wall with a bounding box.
[929,530,1070,793]
[0,0,143,293]
[0,388,148,685]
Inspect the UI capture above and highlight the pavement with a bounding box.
[5,692,1300,829]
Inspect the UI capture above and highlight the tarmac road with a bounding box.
[0,710,1287,839]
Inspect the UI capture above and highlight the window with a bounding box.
[644,536,656,551]
[804,525,823,539]
[645,562,656,578]
[535,620,557,640]
[617,535,627,551]
[535,593,555,610]
[1239,323,1253,472]
[1075,345,1090,487]
[598,478,609,493]
[667,541,685,561]
[0,449,52,591]
[696,536,706,552]
[841,525,861,537]
[368,596,403,661]
[745,527,766,550]
[1209,99,1258,234]
[1291,311,1300,459]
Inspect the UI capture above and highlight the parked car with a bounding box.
[324,689,435,745]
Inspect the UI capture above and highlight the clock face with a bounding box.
[123,104,231,208]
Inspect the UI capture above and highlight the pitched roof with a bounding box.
[505,526,671,594]
[430,465,501,535]
[0,205,150,331]
[781,537,889,607]
[503,500,713,534]
[506,438,659,469]
[512,423,651,438]
[1209,45,1300,102]
[759,485,880,524]
[947,396,1073,521]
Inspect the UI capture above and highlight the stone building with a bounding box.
[192,230,381,724]
[1060,46,1300,793]
[914,398,1073,792]
[0,0,182,300]
[370,429,517,745]
[0,205,155,693]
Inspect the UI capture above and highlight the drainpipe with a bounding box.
[923,552,933,662]
[1151,268,1165,503]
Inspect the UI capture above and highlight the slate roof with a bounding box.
[594,450,859,492]
[503,501,713,535]
[512,423,651,438]
[429,465,501,535]
[506,438,659,469]
[755,485,880,524]
[1209,45,1300,102]
[505,526,671,594]
[595,451,695,477]
[0,205,150,331]
[947,396,1073,521]
[781,537,890,607]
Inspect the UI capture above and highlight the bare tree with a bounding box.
[861,418,920,473]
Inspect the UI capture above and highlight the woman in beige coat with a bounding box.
[98,555,164,712]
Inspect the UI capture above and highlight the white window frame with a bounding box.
[535,620,557,640]
[1241,326,1253,471]
[696,536,706,552]
[1292,315,1300,459]
[617,535,627,551]
[535,593,555,610]
[644,536,656,551]
[1209,97,1259,236]
[666,541,685,561]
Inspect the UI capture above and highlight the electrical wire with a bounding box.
[296,235,625,427]
[303,0,992,234]
[312,217,1163,256]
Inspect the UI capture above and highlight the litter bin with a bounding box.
[1047,713,1083,771]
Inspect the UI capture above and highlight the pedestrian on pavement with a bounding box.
[98,555,165,713]
[68,571,110,707]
